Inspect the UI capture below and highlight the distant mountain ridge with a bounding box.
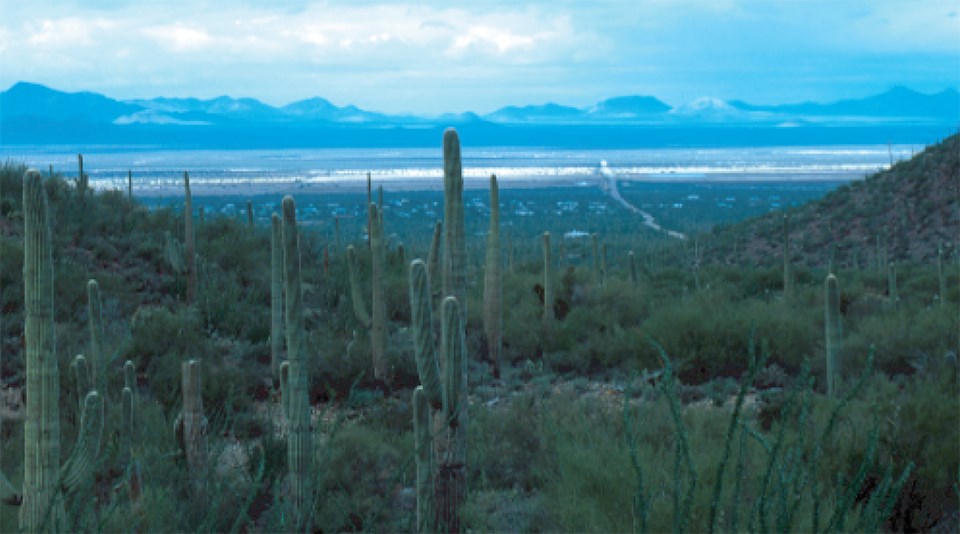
[3,81,957,127]
[2,81,957,148]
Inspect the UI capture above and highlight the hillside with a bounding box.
[706,133,960,268]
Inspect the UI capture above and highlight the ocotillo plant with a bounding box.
[409,260,468,533]
[184,171,197,304]
[271,213,283,384]
[483,174,502,378]
[21,169,105,531]
[87,280,105,394]
[543,232,555,338]
[443,128,466,320]
[346,203,388,380]
[825,273,842,397]
[282,195,313,527]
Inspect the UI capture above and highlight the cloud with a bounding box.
[142,23,214,52]
[0,0,956,114]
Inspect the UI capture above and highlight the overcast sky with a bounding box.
[1,0,958,114]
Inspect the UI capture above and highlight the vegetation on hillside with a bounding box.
[0,133,958,532]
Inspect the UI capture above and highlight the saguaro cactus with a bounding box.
[443,129,466,319]
[629,251,639,287]
[247,200,254,228]
[21,170,105,531]
[600,243,608,286]
[346,203,388,380]
[938,241,946,307]
[282,195,312,525]
[592,233,600,275]
[825,274,842,397]
[77,153,88,201]
[184,171,197,305]
[271,213,283,384]
[412,386,433,533]
[409,260,467,533]
[127,170,133,199]
[888,261,898,308]
[783,214,792,299]
[21,168,62,530]
[543,232,555,338]
[483,174,502,378]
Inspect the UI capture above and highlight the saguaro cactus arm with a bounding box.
[347,245,372,328]
[58,391,104,495]
[410,260,443,408]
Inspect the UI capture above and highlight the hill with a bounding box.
[705,133,960,268]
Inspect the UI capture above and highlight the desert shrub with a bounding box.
[639,291,817,383]
[844,305,957,377]
[470,394,552,493]
[313,423,411,532]
[122,305,212,409]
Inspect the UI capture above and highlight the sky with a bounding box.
[1,0,958,115]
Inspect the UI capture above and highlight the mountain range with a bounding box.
[1,81,957,148]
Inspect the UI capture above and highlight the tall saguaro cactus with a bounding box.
[629,251,639,287]
[184,171,197,305]
[443,129,466,320]
[21,169,105,532]
[77,153,88,201]
[938,241,946,307]
[825,274,842,397]
[783,214,792,300]
[409,260,467,533]
[282,195,312,526]
[543,232,555,338]
[483,174,502,378]
[346,203,389,380]
[271,213,283,384]
[22,169,61,530]
[888,261,898,308]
